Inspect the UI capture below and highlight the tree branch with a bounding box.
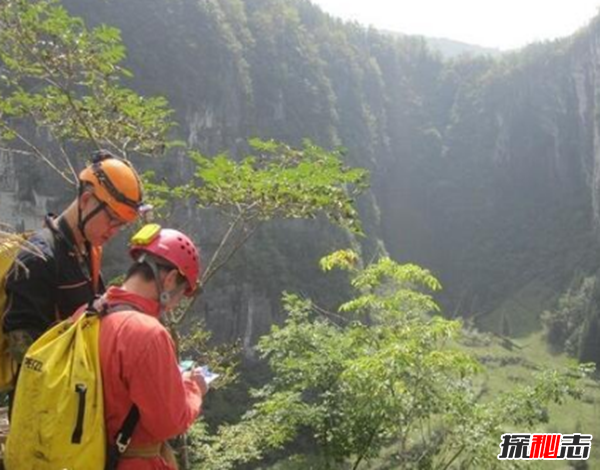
[352,421,382,470]
[1,124,76,185]
[440,444,466,470]
[202,210,247,284]
[57,141,79,182]
[202,222,259,287]
[12,9,102,150]
[171,206,260,325]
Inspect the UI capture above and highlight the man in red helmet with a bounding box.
[98,225,205,469]
[3,150,145,378]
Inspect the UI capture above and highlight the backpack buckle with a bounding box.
[115,433,132,454]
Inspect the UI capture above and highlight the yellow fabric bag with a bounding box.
[0,235,29,392]
[4,311,107,470]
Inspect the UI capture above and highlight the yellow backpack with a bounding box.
[0,224,103,394]
[4,311,107,469]
[0,234,30,392]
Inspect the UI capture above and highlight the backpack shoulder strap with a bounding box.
[90,246,103,294]
[86,296,138,318]
[105,405,140,470]
[45,215,104,295]
[95,298,142,470]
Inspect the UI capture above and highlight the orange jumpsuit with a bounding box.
[99,286,202,469]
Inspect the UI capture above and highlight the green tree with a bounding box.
[145,138,369,326]
[0,0,369,305]
[188,251,589,469]
[578,307,600,366]
[185,140,366,286]
[542,276,600,357]
[0,0,174,183]
[0,2,371,467]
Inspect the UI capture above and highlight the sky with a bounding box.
[309,0,600,50]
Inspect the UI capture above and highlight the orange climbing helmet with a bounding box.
[78,150,144,223]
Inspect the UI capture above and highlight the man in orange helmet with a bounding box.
[2,149,146,369]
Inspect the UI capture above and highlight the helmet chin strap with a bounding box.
[77,186,105,249]
[138,254,183,314]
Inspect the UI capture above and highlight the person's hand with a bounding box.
[184,368,208,396]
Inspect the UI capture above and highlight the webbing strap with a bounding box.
[121,442,161,459]
[96,300,141,470]
[90,246,102,295]
[105,405,140,470]
[45,215,103,296]
[91,163,140,209]
[78,202,105,250]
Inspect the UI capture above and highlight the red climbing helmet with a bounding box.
[129,224,201,296]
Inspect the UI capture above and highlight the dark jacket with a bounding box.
[2,216,104,340]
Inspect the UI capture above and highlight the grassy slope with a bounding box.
[361,333,600,470]
[470,332,600,469]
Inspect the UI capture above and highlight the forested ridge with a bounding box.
[3,0,600,355]
[47,0,600,344]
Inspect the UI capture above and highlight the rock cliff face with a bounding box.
[0,151,52,231]
[4,0,600,344]
[423,32,600,332]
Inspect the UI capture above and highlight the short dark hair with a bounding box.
[126,259,187,288]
